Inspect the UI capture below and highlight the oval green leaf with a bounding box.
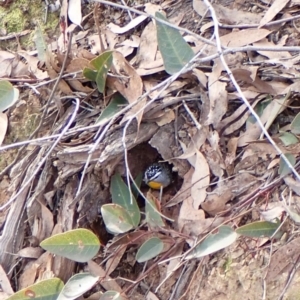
[131,172,143,200]
[34,24,47,61]
[6,278,63,300]
[101,203,134,234]
[291,112,300,134]
[90,51,113,93]
[278,153,296,177]
[155,12,194,75]
[145,197,164,227]
[186,226,237,259]
[136,237,164,263]
[96,93,128,125]
[110,173,140,227]
[0,81,19,112]
[40,229,100,263]
[278,132,298,146]
[236,221,281,238]
[57,273,99,300]
[100,291,127,300]
[83,67,97,82]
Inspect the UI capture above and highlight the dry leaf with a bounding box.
[106,246,127,276]
[181,217,225,238]
[203,144,224,178]
[156,109,175,126]
[17,247,44,259]
[178,196,205,232]
[193,0,263,25]
[18,52,48,80]
[117,37,140,57]
[191,151,210,208]
[193,68,207,88]
[260,203,285,222]
[88,260,123,292]
[220,29,271,48]
[284,176,300,196]
[0,51,15,78]
[107,15,148,34]
[225,137,238,175]
[237,95,290,147]
[259,0,290,28]
[107,51,144,127]
[207,59,227,126]
[232,68,275,94]
[135,21,158,68]
[18,262,39,289]
[201,187,232,216]
[166,167,193,207]
[253,38,295,69]
[0,264,13,295]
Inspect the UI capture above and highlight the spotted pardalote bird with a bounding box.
[144,163,172,190]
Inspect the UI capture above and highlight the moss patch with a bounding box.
[0,0,59,50]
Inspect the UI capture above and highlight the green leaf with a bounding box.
[100,291,127,300]
[145,197,164,227]
[291,112,300,134]
[247,99,270,126]
[83,67,97,82]
[96,93,128,125]
[236,221,281,238]
[91,51,113,93]
[57,273,99,300]
[136,237,164,263]
[155,12,194,75]
[40,229,100,263]
[34,23,47,62]
[82,51,113,92]
[186,226,237,259]
[6,278,63,300]
[131,172,143,199]
[282,204,300,224]
[278,153,296,177]
[0,81,19,112]
[278,132,298,146]
[110,173,140,227]
[101,203,134,234]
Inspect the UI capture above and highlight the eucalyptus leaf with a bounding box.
[96,93,127,125]
[278,132,298,146]
[90,51,113,93]
[101,203,134,234]
[136,237,164,263]
[291,112,300,134]
[186,226,237,259]
[6,278,63,300]
[236,221,281,238]
[57,273,98,300]
[0,81,19,112]
[100,291,127,300]
[40,229,100,263]
[155,12,194,74]
[145,197,164,227]
[110,173,140,227]
[278,153,296,177]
